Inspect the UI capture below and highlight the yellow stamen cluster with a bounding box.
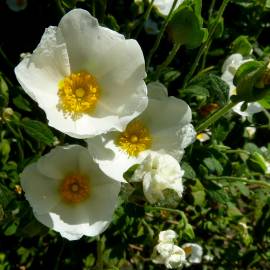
[117,120,152,156]
[183,246,193,255]
[58,71,100,118]
[59,173,90,204]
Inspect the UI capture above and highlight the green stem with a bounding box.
[146,0,178,71]
[201,39,212,70]
[262,108,270,129]
[183,0,230,86]
[0,47,14,69]
[196,101,237,132]
[134,0,155,39]
[206,176,270,189]
[55,0,65,16]
[96,237,103,270]
[208,0,217,19]
[156,42,181,79]
[54,239,66,270]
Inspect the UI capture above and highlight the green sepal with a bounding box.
[233,61,270,102]
[231,36,253,56]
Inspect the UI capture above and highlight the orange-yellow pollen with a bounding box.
[117,120,152,156]
[59,173,90,204]
[183,246,193,255]
[57,71,100,119]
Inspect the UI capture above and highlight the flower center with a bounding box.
[57,71,100,119]
[59,173,90,204]
[183,246,193,255]
[117,120,152,156]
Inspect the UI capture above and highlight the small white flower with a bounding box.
[221,53,262,118]
[130,152,184,203]
[182,243,203,265]
[15,9,148,138]
[20,145,121,240]
[6,0,27,12]
[153,242,186,269]
[150,0,185,16]
[87,82,195,182]
[159,229,178,243]
[203,254,214,262]
[196,129,211,142]
[245,126,256,139]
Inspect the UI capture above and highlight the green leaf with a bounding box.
[189,74,229,106]
[0,182,14,208]
[207,189,229,204]
[191,179,206,206]
[13,95,31,112]
[0,139,10,163]
[231,36,253,56]
[168,6,207,49]
[104,15,120,32]
[259,91,270,109]
[247,152,268,173]
[183,224,195,240]
[203,157,223,175]
[182,85,209,97]
[182,162,196,179]
[0,74,9,107]
[21,119,54,145]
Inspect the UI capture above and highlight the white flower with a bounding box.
[150,0,185,16]
[196,129,211,142]
[153,243,186,269]
[159,230,178,243]
[87,82,195,182]
[6,0,27,12]
[245,126,256,139]
[20,145,121,240]
[221,53,262,118]
[130,152,184,203]
[203,254,214,262]
[15,9,148,138]
[182,243,203,265]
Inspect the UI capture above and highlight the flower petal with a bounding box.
[14,26,70,107]
[20,163,60,214]
[37,145,82,179]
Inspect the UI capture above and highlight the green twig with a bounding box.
[96,237,103,270]
[54,0,65,16]
[196,101,237,132]
[54,239,66,270]
[206,176,270,189]
[183,0,230,87]
[134,0,155,39]
[156,42,181,79]
[146,0,178,71]
[0,47,14,69]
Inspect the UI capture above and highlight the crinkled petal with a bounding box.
[182,243,203,264]
[87,134,147,182]
[20,163,60,214]
[159,230,178,243]
[147,81,168,99]
[14,26,70,106]
[221,53,243,73]
[37,145,82,179]
[233,102,262,117]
